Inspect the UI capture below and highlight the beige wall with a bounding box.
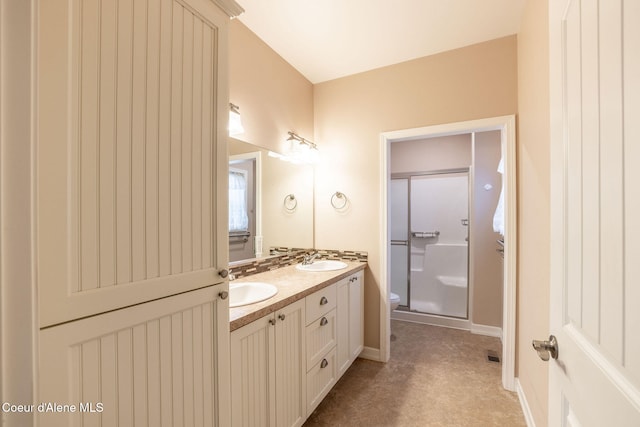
[0,0,36,425]
[390,134,472,173]
[229,21,316,256]
[314,36,518,349]
[471,130,503,328]
[229,20,314,155]
[517,0,551,425]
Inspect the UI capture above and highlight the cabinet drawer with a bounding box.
[306,346,337,415]
[305,284,336,324]
[306,308,336,370]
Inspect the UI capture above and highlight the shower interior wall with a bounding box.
[390,131,503,328]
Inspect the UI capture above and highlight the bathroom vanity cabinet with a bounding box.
[230,269,364,426]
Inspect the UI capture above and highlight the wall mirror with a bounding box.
[228,138,314,263]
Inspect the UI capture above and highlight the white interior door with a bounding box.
[549,0,640,425]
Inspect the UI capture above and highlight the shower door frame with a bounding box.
[391,168,471,319]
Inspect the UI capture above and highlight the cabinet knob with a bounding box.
[320,296,328,305]
[269,318,276,326]
[219,269,229,278]
[278,313,286,321]
[218,291,228,300]
[320,359,328,369]
[320,317,328,326]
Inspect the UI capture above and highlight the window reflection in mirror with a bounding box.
[229,138,314,263]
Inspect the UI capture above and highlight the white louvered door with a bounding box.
[37,0,230,328]
[549,0,640,425]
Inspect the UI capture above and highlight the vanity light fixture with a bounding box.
[286,131,317,150]
[285,131,318,164]
[229,103,245,136]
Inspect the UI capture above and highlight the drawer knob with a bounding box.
[320,358,328,369]
[278,313,286,321]
[320,317,328,326]
[320,296,328,305]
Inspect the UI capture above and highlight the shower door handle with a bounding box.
[411,231,440,238]
[391,240,408,246]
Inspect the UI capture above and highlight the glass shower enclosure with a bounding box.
[390,170,469,319]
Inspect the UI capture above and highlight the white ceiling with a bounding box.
[237,0,526,84]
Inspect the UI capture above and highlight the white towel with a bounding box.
[493,157,505,235]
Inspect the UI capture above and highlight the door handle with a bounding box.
[532,335,558,361]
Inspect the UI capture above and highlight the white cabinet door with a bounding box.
[348,271,364,361]
[274,300,307,427]
[36,0,230,328]
[336,271,365,378]
[230,299,306,427]
[336,278,350,376]
[231,313,276,427]
[38,285,230,427]
[549,0,640,425]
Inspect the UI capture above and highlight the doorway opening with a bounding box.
[379,115,517,391]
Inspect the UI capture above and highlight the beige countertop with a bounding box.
[229,261,366,331]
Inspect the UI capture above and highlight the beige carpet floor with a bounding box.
[304,320,526,427]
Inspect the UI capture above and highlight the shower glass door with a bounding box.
[410,172,469,318]
[390,178,409,307]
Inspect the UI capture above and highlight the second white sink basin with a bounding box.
[296,260,348,272]
[229,282,278,307]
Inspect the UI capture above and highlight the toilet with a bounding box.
[390,292,401,311]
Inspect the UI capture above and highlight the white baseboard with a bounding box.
[359,346,381,362]
[515,378,536,427]
[470,323,503,339]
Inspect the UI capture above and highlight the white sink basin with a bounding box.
[296,260,348,272]
[229,282,278,307]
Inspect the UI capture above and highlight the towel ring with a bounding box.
[284,194,297,211]
[331,191,348,209]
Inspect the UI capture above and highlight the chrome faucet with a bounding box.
[302,252,321,265]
